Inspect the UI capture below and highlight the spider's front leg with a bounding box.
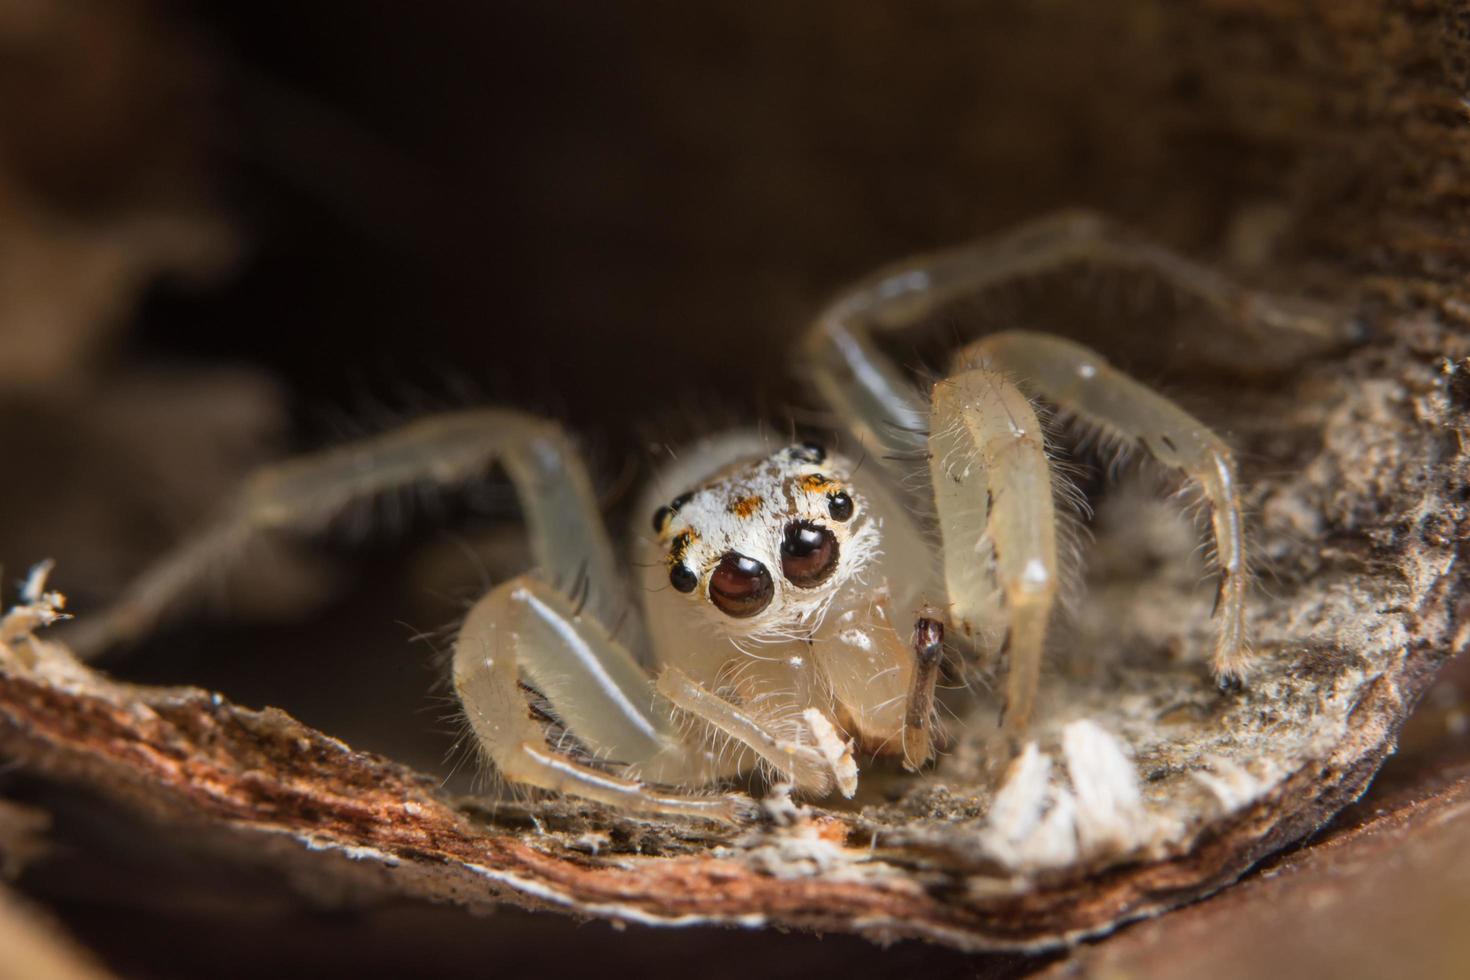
[453,577,750,822]
[76,408,749,819]
[67,410,628,658]
[800,211,1319,709]
[960,331,1250,681]
[928,370,1059,740]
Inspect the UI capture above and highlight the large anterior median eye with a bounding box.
[780,521,839,587]
[708,552,773,618]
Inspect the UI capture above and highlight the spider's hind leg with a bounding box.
[803,208,1349,478]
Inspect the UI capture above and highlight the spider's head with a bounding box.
[651,442,880,638]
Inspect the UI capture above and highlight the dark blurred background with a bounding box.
[127,2,1311,429]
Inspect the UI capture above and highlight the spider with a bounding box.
[70,211,1338,823]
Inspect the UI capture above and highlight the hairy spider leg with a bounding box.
[960,331,1249,681]
[454,576,750,821]
[800,209,1305,729]
[929,370,1059,738]
[68,407,760,818]
[804,208,1342,483]
[67,410,629,659]
[809,208,1343,358]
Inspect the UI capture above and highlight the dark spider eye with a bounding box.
[669,564,698,593]
[826,491,853,522]
[780,521,839,588]
[793,441,826,464]
[708,552,773,617]
[656,491,696,534]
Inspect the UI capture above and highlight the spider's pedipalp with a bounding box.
[902,615,945,770]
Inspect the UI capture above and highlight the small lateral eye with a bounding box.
[826,491,853,522]
[669,564,698,593]
[655,490,697,534]
[792,441,826,464]
[780,521,839,588]
[708,552,774,617]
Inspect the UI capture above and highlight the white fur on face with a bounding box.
[655,446,881,642]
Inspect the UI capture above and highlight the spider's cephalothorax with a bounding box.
[651,444,881,640]
[79,212,1343,822]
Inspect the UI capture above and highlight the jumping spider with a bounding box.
[73,211,1338,822]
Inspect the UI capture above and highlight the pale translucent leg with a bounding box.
[803,208,1343,480]
[929,370,1059,738]
[655,666,838,796]
[68,409,628,659]
[801,211,1291,706]
[454,576,748,822]
[962,330,1249,681]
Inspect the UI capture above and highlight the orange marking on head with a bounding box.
[729,495,764,518]
[798,474,838,494]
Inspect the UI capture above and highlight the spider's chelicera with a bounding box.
[76,211,1341,822]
